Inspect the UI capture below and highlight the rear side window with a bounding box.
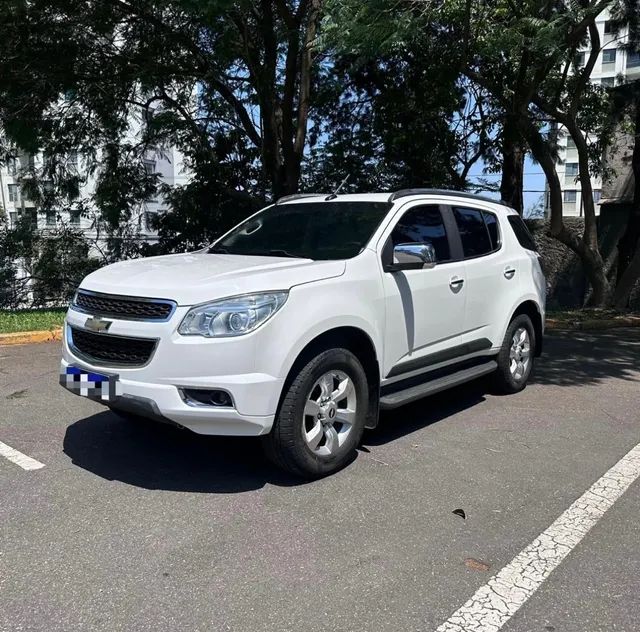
[483,211,500,250]
[507,215,538,252]
[391,205,450,262]
[453,207,492,257]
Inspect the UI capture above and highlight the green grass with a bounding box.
[0,309,66,334]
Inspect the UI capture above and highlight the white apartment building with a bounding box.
[547,10,640,217]
[0,131,190,247]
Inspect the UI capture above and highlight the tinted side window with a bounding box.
[482,211,500,250]
[453,207,492,257]
[507,215,538,252]
[391,205,450,262]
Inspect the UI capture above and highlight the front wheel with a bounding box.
[263,348,368,478]
[492,314,535,394]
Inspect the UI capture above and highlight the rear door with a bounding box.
[448,205,520,349]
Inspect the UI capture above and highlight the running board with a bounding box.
[379,360,497,410]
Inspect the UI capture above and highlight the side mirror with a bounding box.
[386,242,437,272]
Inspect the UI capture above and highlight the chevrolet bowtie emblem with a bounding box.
[84,316,112,333]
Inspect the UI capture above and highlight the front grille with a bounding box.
[74,290,175,321]
[69,327,157,367]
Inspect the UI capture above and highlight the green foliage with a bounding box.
[0,217,101,308]
[0,0,472,259]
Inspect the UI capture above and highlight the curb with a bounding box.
[0,327,63,346]
[546,316,640,331]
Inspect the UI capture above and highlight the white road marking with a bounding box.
[436,442,640,632]
[0,441,45,471]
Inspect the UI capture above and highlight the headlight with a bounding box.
[178,291,288,338]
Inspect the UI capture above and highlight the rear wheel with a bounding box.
[263,348,368,478]
[492,314,535,394]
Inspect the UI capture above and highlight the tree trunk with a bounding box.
[525,122,611,306]
[613,97,640,308]
[500,116,524,214]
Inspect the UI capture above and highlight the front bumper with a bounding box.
[61,308,282,436]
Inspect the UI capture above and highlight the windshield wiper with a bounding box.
[209,247,310,259]
[265,249,307,258]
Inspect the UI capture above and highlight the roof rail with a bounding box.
[275,193,323,205]
[388,188,514,209]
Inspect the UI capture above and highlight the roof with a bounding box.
[276,190,514,211]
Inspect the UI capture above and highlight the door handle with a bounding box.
[449,276,464,290]
[504,267,516,279]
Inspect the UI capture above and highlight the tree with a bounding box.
[0,0,326,213]
[303,51,465,193]
[0,217,100,308]
[607,0,640,307]
[329,0,622,305]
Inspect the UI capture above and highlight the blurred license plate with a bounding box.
[60,366,121,401]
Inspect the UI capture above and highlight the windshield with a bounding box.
[210,201,391,260]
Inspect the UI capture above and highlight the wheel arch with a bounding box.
[510,300,544,357]
[279,326,381,430]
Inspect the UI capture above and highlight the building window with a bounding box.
[601,76,615,88]
[143,160,158,202]
[602,49,617,65]
[9,211,17,227]
[573,52,585,68]
[46,211,56,227]
[627,50,640,69]
[566,136,577,149]
[565,163,579,177]
[8,183,19,202]
[593,190,602,204]
[7,157,17,176]
[604,21,615,35]
[144,211,157,231]
[68,180,80,200]
[22,208,37,228]
[69,210,81,226]
[564,190,577,203]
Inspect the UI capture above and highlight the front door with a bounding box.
[381,203,466,377]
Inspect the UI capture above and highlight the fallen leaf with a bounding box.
[465,558,490,572]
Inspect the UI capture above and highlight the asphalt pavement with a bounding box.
[1,330,639,632]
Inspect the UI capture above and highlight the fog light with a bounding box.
[181,388,234,408]
[210,390,232,406]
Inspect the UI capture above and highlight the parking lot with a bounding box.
[1,329,639,632]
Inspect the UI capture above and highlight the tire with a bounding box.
[263,348,369,478]
[492,314,535,394]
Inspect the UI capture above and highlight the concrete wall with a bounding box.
[527,208,639,309]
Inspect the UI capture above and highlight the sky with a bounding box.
[467,157,547,216]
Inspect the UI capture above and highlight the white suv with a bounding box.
[60,190,545,477]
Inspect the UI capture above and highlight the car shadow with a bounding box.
[63,410,302,493]
[63,331,640,491]
[63,387,486,493]
[363,380,487,447]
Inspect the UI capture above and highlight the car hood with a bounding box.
[79,252,346,305]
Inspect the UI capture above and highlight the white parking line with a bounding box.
[0,441,45,471]
[436,442,640,632]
